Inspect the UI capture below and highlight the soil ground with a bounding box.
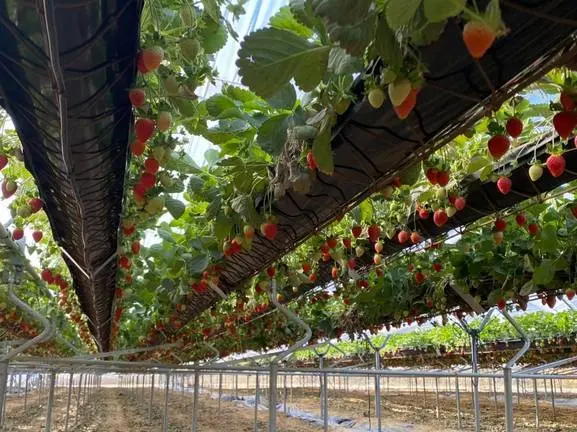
[3,383,577,431]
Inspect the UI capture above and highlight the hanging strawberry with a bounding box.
[546,154,566,177]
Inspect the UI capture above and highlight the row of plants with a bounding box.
[291,310,577,362]
[108,0,577,358]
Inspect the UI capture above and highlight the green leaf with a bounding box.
[312,0,372,25]
[467,156,492,174]
[328,47,363,75]
[237,28,330,98]
[187,175,204,193]
[359,200,373,223]
[230,195,258,223]
[326,13,376,57]
[537,223,558,254]
[270,6,313,38]
[187,254,210,274]
[205,95,237,118]
[257,114,290,156]
[157,229,174,243]
[201,0,220,22]
[312,127,334,175]
[199,20,228,54]
[532,259,555,285]
[214,214,233,244]
[372,16,402,70]
[519,280,535,296]
[386,0,422,29]
[423,0,466,23]
[204,149,221,167]
[165,196,186,220]
[267,84,297,110]
[164,152,201,174]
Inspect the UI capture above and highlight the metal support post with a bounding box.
[218,372,222,410]
[149,373,155,425]
[455,377,462,430]
[0,361,8,427]
[364,334,390,432]
[64,372,73,432]
[268,363,278,432]
[254,372,260,432]
[500,309,531,432]
[550,379,556,420]
[24,374,29,412]
[533,378,540,430]
[75,374,84,425]
[163,373,170,432]
[191,370,200,432]
[45,371,56,432]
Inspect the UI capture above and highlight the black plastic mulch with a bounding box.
[180,1,577,323]
[0,0,143,351]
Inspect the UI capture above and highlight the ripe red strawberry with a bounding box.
[546,154,565,177]
[342,238,352,249]
[433,209,448,227]
[451,197,465,212]
[29,198,43,213]
[266,266,276,278]
[327,237,338,249]
[137,52,149,74]
[393,89,418,119]
[41,269,53,283]
[425,167,438,185]
[397,231,410,244]
[347,258,356,270]
[494,218,507,232]
[432,262,442,272]
[320,243,330,254]
[410,232,421,244]
[560,92,575,112]
[391,176,402,188]
[488,135,510,160]
[553,112,577,138]
[135,118,155,143]
[368,224,381,242]
[144,158,160,174]
[0,154,7,170]
[571,206,577,219]
[331,267,339,279]
[131,140,146,156]
[128,88,146,108]
[131,241,141,254]
[496,177,512,195]
[141,47,164,72]
[139,173,156,190]
[308,273,317,283]
[515,213,526,226]
[12,228,23,241]
[306,151,317,170]
[351,226,362,238]
[260,222,278,241]
[419,208,429,219]
[437,171,450,187]
[497,298,506,311]
[302,263,311,274]
[414,271,425,284]
[566,288,576,301]
[506,117,523,138]
[32,231,42,242]
[528,223,540,236]
[546,295,556,309]
[119,256,131,269]
[462,21,496,59]
[133,183,147,198]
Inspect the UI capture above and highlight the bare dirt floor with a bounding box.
[3,386,577,431]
